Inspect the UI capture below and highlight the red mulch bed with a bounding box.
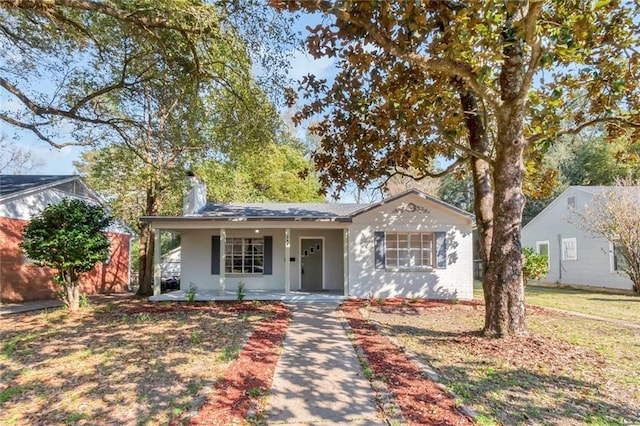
[187,302,291,425]
[341,299,475,425]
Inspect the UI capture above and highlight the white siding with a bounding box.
[522,187,634,291]
[179,227,346,292]
[180,228,285,292]
[0,187,126,234]
[0,188,89,220]
[348,194,473,299]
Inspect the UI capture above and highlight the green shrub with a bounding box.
[186,283,197,303]
[523,247,549,284]
[237,282,246,302]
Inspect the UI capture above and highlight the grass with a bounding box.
[367,303,640,425]
[0,298,267,425]
[474,283,640,323]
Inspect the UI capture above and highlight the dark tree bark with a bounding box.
[137,182,159,297]
[136,223,155,296]
[458,89,495,330]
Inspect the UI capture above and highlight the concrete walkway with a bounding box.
[266,303,384,425]
[0,299,63,315]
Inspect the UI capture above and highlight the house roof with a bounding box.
[198,202,364,219]
[522,185,640,231]
[142,189,474,223]
[0,175,78,200]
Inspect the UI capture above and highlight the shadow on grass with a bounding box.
[0,300,261,424]
[387,324,638,425]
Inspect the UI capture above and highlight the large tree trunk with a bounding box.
[136,223,155,296]
[458,89,494,329]
[137,176,160,297]
[484,128,527,336]
[482,11,529,337]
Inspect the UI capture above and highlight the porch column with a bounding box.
[153,228,161,296]
[284,228,291,294]
[219,228,226,296]
[343,228,349,297]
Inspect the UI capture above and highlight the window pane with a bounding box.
[223,237,265,274]
[387,237,398,249]
[538,243,549,257]
[384,232,436,269]
[614,245,628,271]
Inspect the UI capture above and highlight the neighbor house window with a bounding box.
[612,243,628,272]
[562,237,577,261]
[225,238,264,274]
[567,196,576,209]
[536,241,550,269]
[385,232,434,269]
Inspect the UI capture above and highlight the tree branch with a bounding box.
[0,76,141,128]
[518,1,544,101]
[304,0,503,110]
[527,116,640,144]
[0,113,85,148]
[375,155,468,191]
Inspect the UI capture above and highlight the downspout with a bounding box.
[127,235,132,292]
[557,234,562,282]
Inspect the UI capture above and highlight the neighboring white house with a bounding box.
[141,185,475,300]
[521,186,635,291]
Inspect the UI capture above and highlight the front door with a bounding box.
[300,238,323,291]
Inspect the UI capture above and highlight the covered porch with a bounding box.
[148,223,351,298]
[148,289,348,303]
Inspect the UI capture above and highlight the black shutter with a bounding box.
[264,236,273,275]
[211,236,220,275]
[374,231,385,269]
[435,232,446,269]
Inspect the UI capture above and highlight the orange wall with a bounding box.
[0,217,131,303]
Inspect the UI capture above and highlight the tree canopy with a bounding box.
[194,140,325,203]
[20,199,112,310]
[274,0,640,336]
[11,0,302,296]
[0,0,296,148]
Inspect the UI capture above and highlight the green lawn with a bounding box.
[474,283,640,323]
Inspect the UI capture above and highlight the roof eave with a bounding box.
[140,216,352,223]
[348,189,475,222]
[0,175,84,203]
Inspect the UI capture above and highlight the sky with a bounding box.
[1,10,336,176]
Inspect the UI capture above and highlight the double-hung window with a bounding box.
[612,243,628,272]
[562,237,577,261]
[536,241,550,269]
[385,232,434,269]
[225,238,264,274]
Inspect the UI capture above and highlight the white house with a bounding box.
[521,186,635,291]
[141,184,474,300]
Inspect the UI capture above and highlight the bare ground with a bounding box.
[359,299,640,425]
[0,298,289,425]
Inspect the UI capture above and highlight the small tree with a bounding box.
[21,199,112,310]
[522,247,549,285]
[575,178,640,293]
